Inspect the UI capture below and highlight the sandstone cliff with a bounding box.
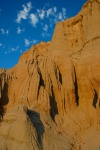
[0,0,100,150]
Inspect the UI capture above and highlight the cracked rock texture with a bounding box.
[0,0,100,149]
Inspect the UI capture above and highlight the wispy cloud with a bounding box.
[50,7,67,23]
[58,12,63,20]
[16,2,32,23]
[29,13,38,27]
[5,46,19,54]
[15,2,67,29]
[41,32,50,38]
[32,39,38,45]
[0,42,5,49]
[25,38,38,47]
[43,24,48,31]
[1,28,9,35]
[20,49,23,53]
[46,8,54,17]
[53,7,57,13]
[62,8,67,18]
[56,8,67,21]
[11,46,19,52]
[17,27,25,34]
[36,6,67,26]
[37,9,45,20]
[25,39,30,46]
[0,43,2,46]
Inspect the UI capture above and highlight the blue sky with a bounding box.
[0,0,87,69]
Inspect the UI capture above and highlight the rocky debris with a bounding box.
[0,106,40,150]
[0,0,100,149]
[0,105,73,150]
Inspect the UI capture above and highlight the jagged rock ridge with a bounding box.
[0,0,100,149]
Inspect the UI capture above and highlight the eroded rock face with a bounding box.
[0,0,100,149]
[0,106,40,150]
[0,105,73,150]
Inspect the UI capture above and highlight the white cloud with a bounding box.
[20,49,23,53]
[46,8,53,17]
[58,12,63,20]
[56,9,67,21]
[32,39,38,44]
[62,8,67,19]
[0,43,2,46]
[10,46,19,53]
[34,6,57,24]
[37,9,45,19]
[25,39,30,46]
[5,46,19,54]
[53,7,57,13]
[36,6,67,26]
[25,38,38,47]
[48,7,67,26]
[55,8,67,22]
[15,2,67,29]
[17,27,25,34]
[11,46,19,52]
[30,13,38,27]
[16,2,32,23]
[43,24,48,31]
[1,29,4,34]
[45,7,57,18]
[1,29,9,35]
[41,32,50,37]
[6,30,9,34]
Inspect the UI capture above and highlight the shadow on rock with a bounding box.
[0,81,9,120]
[28,110,44,149]
[0,106,5,121]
